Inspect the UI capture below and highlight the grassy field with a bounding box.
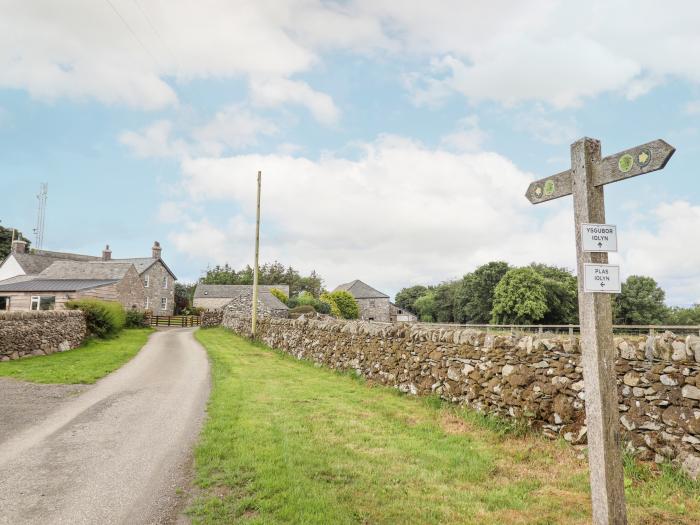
[191,328,700,525]
[0,328,152,384]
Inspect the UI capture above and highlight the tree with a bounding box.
[614,275,667,325]
[414,291,437,322]
[433,281,457,323]
[174,282,196,314]
[320,292,342,317]
[328,290,359,319]
[453,261,510,323]
[200,262,323,297]
[665,304,700,325]
[491,268,548,324]
[394,285,428,314]
[529,263,578,324]
[0,223,30,260]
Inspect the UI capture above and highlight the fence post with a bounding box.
[648,327,654,336]
[569,325,574,336]
[538,325,543,335]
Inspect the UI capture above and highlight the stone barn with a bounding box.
[333,279,391,322]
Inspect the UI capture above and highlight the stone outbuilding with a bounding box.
[390,303,418,323]
[193,284,290,311]
[333,279,391,322]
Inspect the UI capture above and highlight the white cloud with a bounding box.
[440,115,487,152]
[513,106,579,145]
[618,201,700,306]
[120,106,278,158]
[168,135,578,295]
[4,1,700,111]
[249,77,340,125]
[685,100,700,115]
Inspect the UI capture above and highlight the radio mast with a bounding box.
[33,183,48,249]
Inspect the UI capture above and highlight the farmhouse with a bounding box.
[0,239,176,314]
[193,284,289,311]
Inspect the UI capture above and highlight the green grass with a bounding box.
[0,328,153,384]
[191,328,700,525]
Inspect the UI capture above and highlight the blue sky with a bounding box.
[2,1,700,305]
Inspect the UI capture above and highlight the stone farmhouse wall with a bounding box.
[0,310,86,360]
[356,297,391,322]
[222,316,700,478]
[142,261,175,314]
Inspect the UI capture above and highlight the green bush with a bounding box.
[66,299,126,338]
[288,291,331,314]
[329,290,360,319]
[125,309,148,328]
[270,288,289,305]
[320,292,342,317]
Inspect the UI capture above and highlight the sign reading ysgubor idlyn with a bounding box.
[583,263,621,294]
[581,223,617,252]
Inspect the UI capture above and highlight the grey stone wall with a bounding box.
[201,309,224,328]
[0,310,86,360]
[142,261,175,314]
[356,297,390,322]
[223,316,700,479]
[223,291,288,320]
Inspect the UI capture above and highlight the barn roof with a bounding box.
[333,279,389,299]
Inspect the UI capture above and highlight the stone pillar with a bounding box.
[102,244,112,261]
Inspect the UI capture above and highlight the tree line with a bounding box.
[395,261,700,326]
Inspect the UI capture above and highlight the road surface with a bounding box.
[0,328,210,525]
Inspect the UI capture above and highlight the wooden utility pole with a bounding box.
[526,137,675,525]
[251,171,262,338]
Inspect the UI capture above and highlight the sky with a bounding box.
[1,0,700,305]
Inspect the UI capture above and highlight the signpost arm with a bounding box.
[571,138,627,525]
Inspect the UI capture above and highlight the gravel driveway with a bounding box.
[0,328,210,525]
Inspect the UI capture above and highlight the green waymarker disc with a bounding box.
[618,154,633,173]
[543,179,555,196]
[637,148,651,168]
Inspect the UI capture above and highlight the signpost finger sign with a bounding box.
[526,137,675,525]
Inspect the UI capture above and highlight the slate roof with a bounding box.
[333,279,389,299]
[110,258,177,280]
[194,284,290,299]
[257,293,289,310]
[11,251,99,275]
[0,278,117,292]
[39,261,134,280]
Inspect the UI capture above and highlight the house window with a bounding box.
[144,275,150,288]
[369,300,376,307]
[0,296,9,310]
[160,297,167,310]
[30,296,56,311]
[162,276,168,289]
[145,297,149,310]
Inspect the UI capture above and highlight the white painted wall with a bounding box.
[0,256,25,282]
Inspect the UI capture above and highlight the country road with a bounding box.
[0,328,210,525]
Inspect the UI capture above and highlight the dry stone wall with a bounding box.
[223,314,700,478]
[0,310,86,360]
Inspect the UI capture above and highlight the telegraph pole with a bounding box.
[251,171,262,338]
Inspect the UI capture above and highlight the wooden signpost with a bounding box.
[526,137,675,525]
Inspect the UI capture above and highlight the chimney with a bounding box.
[152,241,162,259]
[102,244,112,261]
[11,239,27,254]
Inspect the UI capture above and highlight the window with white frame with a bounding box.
[145,297,149,310]
[160,297,167,310]
[162,275,168,289]
[0,296,9,310]
[30,296,56,311]
[144,275,150,288]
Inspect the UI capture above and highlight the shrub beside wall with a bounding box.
[66,299,126,338]
[0,310,87,360]
[223,314,700,479]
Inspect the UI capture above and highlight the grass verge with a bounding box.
[0,328,153,384]
[191,328,700,524]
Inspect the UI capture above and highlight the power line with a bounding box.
[103,0,159,66]
[132,0,177,68]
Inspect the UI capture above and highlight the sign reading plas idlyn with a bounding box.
[581,223,617,252]
[583,263,621,294]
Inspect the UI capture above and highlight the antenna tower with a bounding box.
[33,183,48,249]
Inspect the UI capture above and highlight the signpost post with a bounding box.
[526,137,675,525]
